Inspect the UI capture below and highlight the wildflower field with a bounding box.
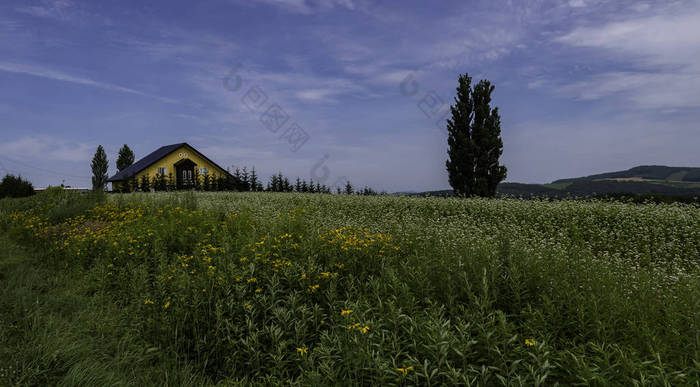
[1,189,699,385]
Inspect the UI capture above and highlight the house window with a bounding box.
[199,167,208,175]
[158,167,167,175]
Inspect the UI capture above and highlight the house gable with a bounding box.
[107,143,231,183]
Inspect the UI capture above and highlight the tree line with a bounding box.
[96,144,379,195]
[0,174,35,198]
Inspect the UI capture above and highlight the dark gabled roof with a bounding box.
[107,142,232,182]
[107,143,184,182]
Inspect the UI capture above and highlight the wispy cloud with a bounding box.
[0,17,21,30]
[557,7,700,68]
[296,88,337,102]
[241,0,357,14]
[554,71,700,110]
[0,62,182,104]
[106,26,238,64]
[551,4,700,109]
[15,0,75,20]
[0,135,94,163]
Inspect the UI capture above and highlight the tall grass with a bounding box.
[2,190,699,384]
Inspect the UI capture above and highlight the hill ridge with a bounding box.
[552,165,700,184]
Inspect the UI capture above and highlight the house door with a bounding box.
[175,159,196,189]
[180,169,193,187]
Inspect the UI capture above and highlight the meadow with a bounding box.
[1,189,699,385]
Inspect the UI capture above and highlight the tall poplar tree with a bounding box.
[446,73,506,197]
[91,145,108,191]
[116,144,135,172]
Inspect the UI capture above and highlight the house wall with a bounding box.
[113,145,228,190]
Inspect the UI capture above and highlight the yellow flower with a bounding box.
[525,338,536,347]
[341,309,353,316]
[296,347,308,357]
[244,302,252,309]
[396,365,414,377]
[309,284,320,292]
[255,288,262,293]
[300,273,307,280]
[164,300,171,309]
[348,323,360,330]
[360,325,370,334]
[319,271,331,278]
[247,278,257,283]
[144,299,154,305]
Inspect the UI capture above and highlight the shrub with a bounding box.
[0,174,35,198]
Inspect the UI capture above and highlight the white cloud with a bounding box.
[0,17,21,31]
[551,6,700,109]
[191,64,372,108]
[107,26,237,64]
[0,61,182,104]
[557,10,700,68]
[372,70,417,84]
[631,3,651,13]
[341,62,418,86]
[556,71,700,109]
[0,136,94,163]
[241,0,356,14]
[15,0,75,20]
[297,88,337,101]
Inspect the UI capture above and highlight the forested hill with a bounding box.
[406,166,700,199]
[552,165,700,184]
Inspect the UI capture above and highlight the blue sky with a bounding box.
[1,0,699,191]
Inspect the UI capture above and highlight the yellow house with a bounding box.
[107,143,231,191]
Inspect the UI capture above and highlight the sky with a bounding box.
[1,0,699,192]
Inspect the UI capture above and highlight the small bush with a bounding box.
[0,174,35,198]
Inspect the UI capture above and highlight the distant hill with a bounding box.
[402,166,700,199]
[553,165,700,184]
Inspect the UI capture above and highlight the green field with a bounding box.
[540,182,571,190]
[2,189,699,385]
